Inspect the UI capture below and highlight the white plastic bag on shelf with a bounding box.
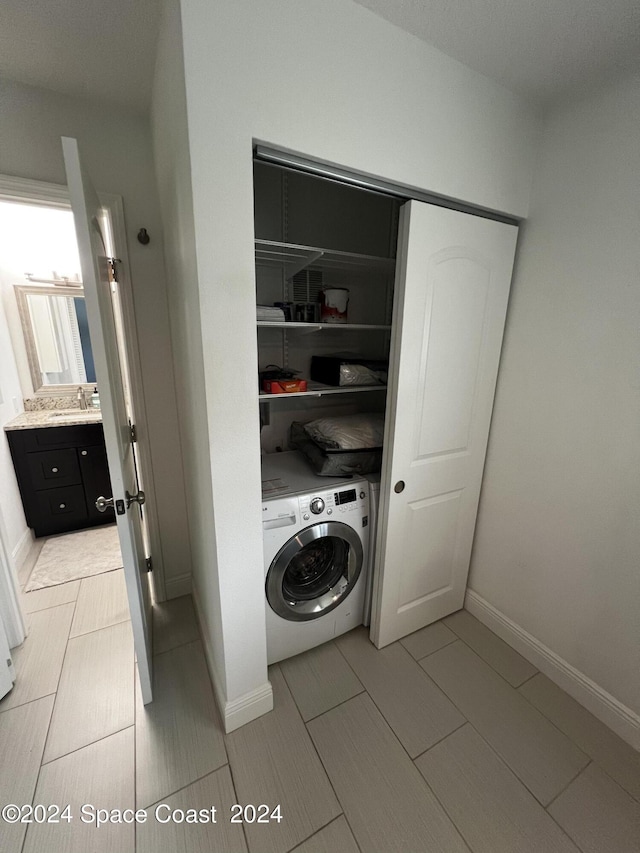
[303,413,384,450]
[339,363,387,386]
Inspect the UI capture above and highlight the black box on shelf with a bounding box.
[310,354,388,387]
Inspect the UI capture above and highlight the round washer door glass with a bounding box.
[266,521,363,622]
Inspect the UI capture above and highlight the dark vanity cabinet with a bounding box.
[7,424,115,537]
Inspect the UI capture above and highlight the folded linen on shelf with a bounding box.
[257,305,286,322]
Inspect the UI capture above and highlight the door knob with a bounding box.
[126,489,145,508]
[394,480,405,494]
[95,495,114,512]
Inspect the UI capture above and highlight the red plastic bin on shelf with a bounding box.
[261,379,308,394]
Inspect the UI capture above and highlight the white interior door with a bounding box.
[371,200,518,648]
[62,136,153,702]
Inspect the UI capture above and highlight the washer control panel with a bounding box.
[299,481,368,521]
[310,497,325,515]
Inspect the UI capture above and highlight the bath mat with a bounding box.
[26,525,123,591]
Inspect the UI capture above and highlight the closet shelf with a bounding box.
[258,382,387,401]
[257,321,391,331]
[255,238,395,278]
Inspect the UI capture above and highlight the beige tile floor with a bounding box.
[1,568,639,852]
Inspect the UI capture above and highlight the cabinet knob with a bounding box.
[394,480,405,494]
[59,503,66,509]
[51,467,59,473]
[81,450,88,456]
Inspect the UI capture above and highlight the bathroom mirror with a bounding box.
[14,284,97,395]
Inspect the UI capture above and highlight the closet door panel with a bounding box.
[371,201,517,647]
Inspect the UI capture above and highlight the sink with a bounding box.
[48,410,102,423]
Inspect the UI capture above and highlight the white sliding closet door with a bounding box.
[370,201,517,648]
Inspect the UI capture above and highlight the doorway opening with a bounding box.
[0,199,125,594]
[0,181,157,630]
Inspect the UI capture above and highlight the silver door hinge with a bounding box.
[107,257,121,283]
[130,423,137,443]
[145,557,153,573]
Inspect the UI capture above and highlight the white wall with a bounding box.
[151,0,230,705]
[0,77,192,595]
[163,0,539,724]
[470,74,640,730]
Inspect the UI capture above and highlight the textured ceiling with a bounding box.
[352,0,640,106]
[0,0,161,112]
[0,0,638,111]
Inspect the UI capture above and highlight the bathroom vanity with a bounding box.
[5,413,114,537]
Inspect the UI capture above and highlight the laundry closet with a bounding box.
[253,154,518,654]
[254,159,402,663]
[254,160,399,453]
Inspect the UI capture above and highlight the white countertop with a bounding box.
[4,410,103,431]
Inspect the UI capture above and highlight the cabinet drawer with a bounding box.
[34,486,88,535]
[27,449,81,490]
[20,423,105,450]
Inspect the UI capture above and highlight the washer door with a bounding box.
[266,521,363,622]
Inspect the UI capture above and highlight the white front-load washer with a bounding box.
[262,451,370,664]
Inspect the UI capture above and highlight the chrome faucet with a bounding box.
[77,386,88,410]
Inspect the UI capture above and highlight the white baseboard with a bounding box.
[223,681,274,733]
[164,572,192,599]
[465,589,640,750]
[12,527,33,575]
[191,583,273,733]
